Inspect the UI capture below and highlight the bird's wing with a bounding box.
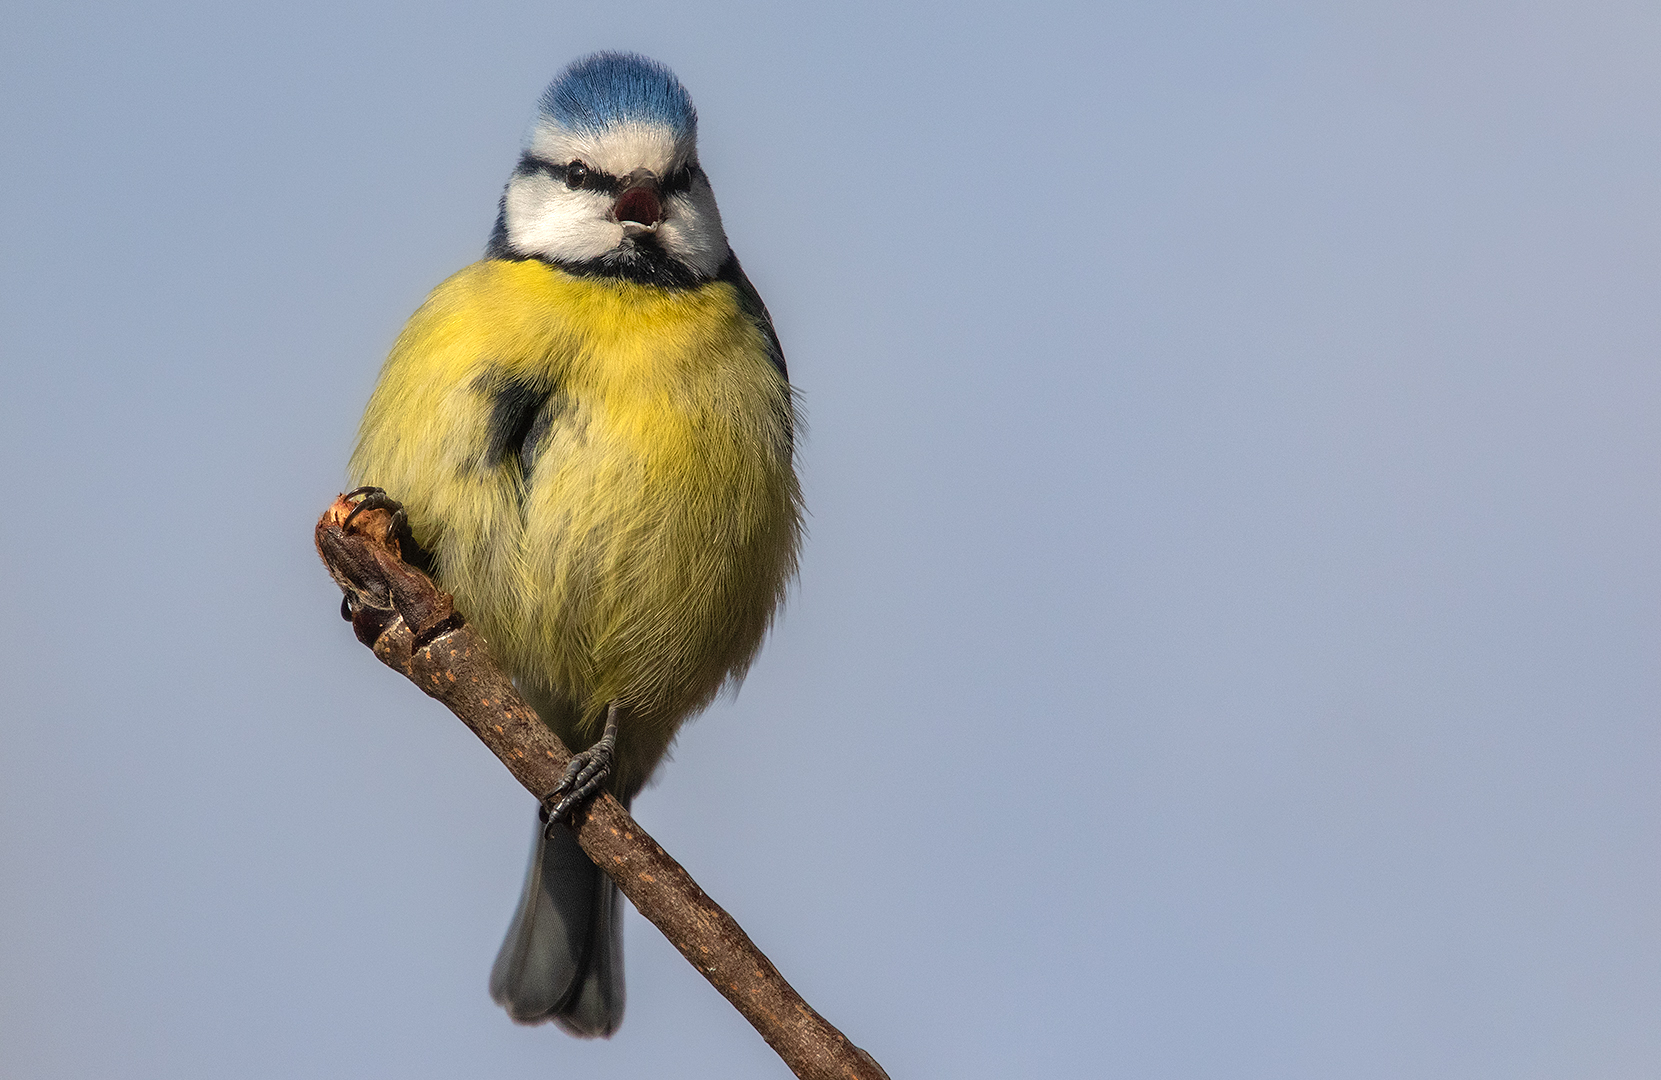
[717,253,788,381]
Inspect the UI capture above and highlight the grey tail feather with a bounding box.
[489,814,625,1037]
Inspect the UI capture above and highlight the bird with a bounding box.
[346,52,802,1038]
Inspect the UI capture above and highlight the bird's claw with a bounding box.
[539,705,620,832]
[540,746,613,831]
[342,485,409,545]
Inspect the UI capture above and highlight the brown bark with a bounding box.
[315,493,890,1080]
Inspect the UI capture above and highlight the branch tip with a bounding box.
[313,494,888,1080]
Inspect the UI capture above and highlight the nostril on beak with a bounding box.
[615,187,662,227]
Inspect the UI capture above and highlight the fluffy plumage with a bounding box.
[349,53,801,1037]
[537,52,696,137]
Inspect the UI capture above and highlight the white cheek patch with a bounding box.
[655,177,729,278]
[505,172,622,263]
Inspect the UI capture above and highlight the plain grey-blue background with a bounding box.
[3,2,1658,1077]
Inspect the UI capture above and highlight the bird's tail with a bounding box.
[489,815,625,1037]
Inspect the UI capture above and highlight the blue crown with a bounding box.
[537,52,696,137]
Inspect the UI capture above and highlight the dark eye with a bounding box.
[564,161,589,189]
[663,165,695,195]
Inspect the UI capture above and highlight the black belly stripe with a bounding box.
[519,391,571,475]
[479,374,564,484]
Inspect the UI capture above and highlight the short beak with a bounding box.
[613,169,662,230]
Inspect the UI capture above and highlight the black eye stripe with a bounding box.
[514,155,621,195]
[660,164,700,196]
[515,155,701,199]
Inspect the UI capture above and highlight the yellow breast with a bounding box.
[351,259,802,787]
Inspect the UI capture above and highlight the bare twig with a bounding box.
[315,494,890,1080]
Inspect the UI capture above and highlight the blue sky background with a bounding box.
[3,2,1658,1077]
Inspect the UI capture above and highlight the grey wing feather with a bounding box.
[719,253,788,380]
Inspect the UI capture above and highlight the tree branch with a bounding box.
[314,494,890,1080]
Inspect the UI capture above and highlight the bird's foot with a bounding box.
[337,486,414,623]
[341,485,409,544]
[540,704,620,831]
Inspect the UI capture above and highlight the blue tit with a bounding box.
[348,52,802,1037]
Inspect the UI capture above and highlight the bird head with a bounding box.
[489,53,730,286]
